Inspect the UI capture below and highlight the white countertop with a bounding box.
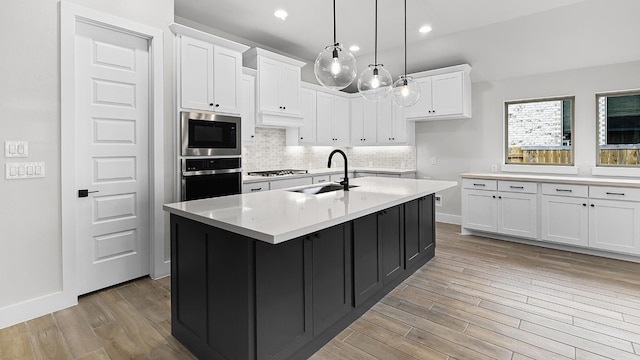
[164,177,456,244]
[243,167,417,183]
[461,172,640,188]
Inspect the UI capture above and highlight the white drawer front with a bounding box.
[541,183,588,198]
[462,179,497,191]
[498,181,537,194]
[589,186,640,201]
[243,181,270,193]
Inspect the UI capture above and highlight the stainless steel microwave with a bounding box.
[181,111,241,156]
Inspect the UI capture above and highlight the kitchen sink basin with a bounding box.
[290,183,358,195]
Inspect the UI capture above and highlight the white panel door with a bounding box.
[462,189,497,232]
[75,21,150,295]
[589,199,640,255]
[213,46,242,114]
[280,63,301,115]
[240,73,255,143]
[258,57,281,112]
[180,36,213,111]
[376,97,393,143]
[541,195,589,246]
[405,77,432,119]
[299,88,316,144]
[498,192,538,239]
[333,96,350,146]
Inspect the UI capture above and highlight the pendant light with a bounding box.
[392,0,421,107]
[357,0,392,102]
[314,0,357,90]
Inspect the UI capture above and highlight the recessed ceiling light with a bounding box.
[349,45,360,52]
[419,25,432,34]
[274,9,288,20]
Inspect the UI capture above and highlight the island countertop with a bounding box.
[163,177,457,244]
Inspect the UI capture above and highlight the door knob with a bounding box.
[78,189,99,198]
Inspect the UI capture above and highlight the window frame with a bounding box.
[504,95,575,166]
[595,89,640,168]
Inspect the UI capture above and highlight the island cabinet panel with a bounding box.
[380,206,404,286]
[353,213,383,307]
[255,238,312,360]
[311,223,352,336]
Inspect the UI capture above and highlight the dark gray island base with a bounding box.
[170,195,435,360]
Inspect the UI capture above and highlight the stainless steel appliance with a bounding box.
[247,169,308,177]
[181,157,242,201]
[181,111,241,156]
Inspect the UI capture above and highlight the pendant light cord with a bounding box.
[374,0,378,65]
[404,0,407,76]
[333,0,337,46]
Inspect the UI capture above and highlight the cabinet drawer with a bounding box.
[462,179,497,191]
[269,177,313,190]
[498,181,537,194]
[541,183,588,198]
[243,181,270,193]
[312,175,331,184]
[589,186,640,201]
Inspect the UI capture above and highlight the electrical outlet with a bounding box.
[430,157,437,165]
[400,162,406,169]
[435,193,442,207]
[491,164,498,172]
[368,161,373,167]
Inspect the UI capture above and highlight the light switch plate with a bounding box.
[5,162,45,180]
[5,141,28,158]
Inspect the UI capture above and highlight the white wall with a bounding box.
[0,0,173,322]
[417,60,640,222]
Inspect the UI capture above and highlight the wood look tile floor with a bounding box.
[2,223,640,359]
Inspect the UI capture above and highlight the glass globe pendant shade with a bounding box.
[392,75,421,107]
[357,64,393,102]
[314,44,357,90]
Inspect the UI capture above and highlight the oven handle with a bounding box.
[182,168,243,177]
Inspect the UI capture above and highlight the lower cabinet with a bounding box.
[589,198,640,254]
[255,239,312,360]
[404,195,435,269]
[310,223,352,336]
[380,206,403,286]
[353,213,382,307]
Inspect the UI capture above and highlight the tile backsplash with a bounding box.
[242,128,416,172]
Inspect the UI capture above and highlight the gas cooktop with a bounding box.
[247,169,308,177]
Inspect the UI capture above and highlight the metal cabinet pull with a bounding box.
[251,187,262,191]
[556,189,572,192]
[510,186,524,189]
[473,183,486,187]
[606,192,625,196]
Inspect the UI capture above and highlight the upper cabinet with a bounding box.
[376,97,413,145]
[286,87,316,146]
[315,91,350,146]
[350,97,376,145]
[240,68,256,143]
[404,64,472,121]
[244,48,306,127]
[171,24,248,115]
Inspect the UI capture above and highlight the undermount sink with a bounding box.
[290,183,358,195]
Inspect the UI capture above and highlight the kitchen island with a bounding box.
[163,177,456,360]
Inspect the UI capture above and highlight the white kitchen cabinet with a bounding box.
[240,69,256,143]
[179,35,243,114]
[269,177,313,190]
[588,186,640,255]
[541,183,589,247]
[243,181,270,193]
[376,97,410,144]
[286,87,316,146]
[350,98,376,145]
[462,179,538,239]
[244,48,305,127]
[315,91,350,146]
[312,175,331,184]
[405,64,471,121]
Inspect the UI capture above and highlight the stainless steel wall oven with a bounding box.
[181,157,242,201]
[181,111,241,156]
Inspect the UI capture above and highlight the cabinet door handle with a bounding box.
[215,104,220,107]
[251,135,255,138]
[583,203,587,206]
[473,183,486,187]
[510,186,524,189]
[317,179,326,183]
[555,189,572,192]
[250,187,262,191]
[498,196,502,199]
[591,204,595,207]
[606,192,625,196]
[209,103,214,106]
[492,195,496,199]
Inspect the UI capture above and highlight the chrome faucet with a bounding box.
[327,149,349,191]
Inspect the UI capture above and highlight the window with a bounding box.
[597,91,640,167]
[505,96,574,165]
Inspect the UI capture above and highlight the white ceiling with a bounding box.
[175,0,640,90]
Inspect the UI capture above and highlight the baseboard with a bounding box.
[0,291,77,329]
[435,212,461,225]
